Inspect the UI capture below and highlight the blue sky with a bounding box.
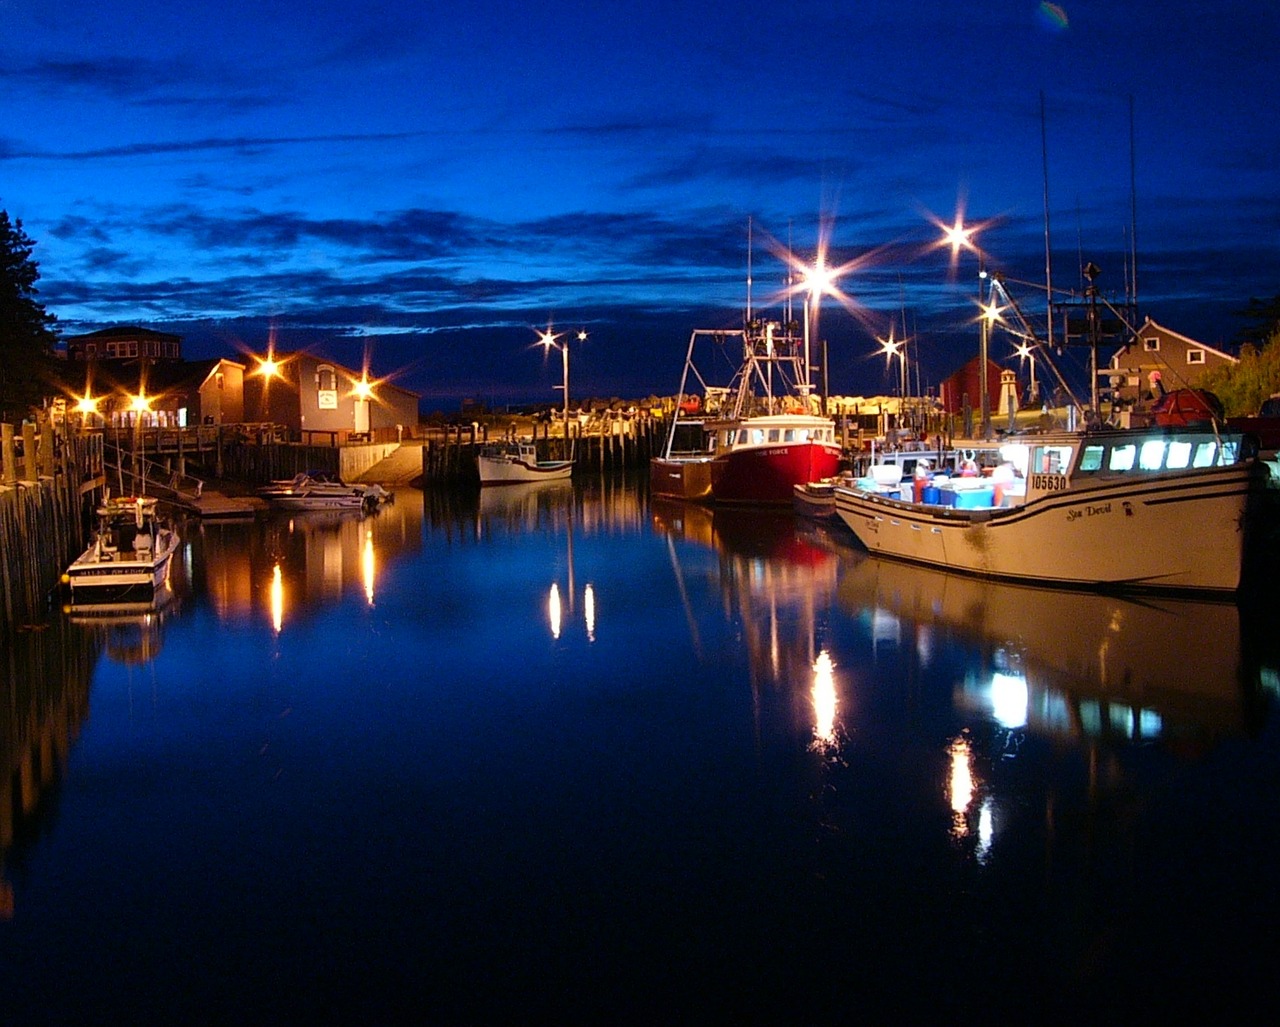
[3,1,1278,409]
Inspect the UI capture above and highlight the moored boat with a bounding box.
[833,425,1266,594]
[477,440,574,485]
[651,320,840,505]
[259,471,388,510]
[62,495,180,603]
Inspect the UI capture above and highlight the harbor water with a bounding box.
[3,477,1279,1020]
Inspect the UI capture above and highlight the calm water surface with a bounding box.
[3,476,1279,1021]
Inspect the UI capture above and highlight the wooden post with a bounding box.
[22,423,38,481]
[2,424,15,485]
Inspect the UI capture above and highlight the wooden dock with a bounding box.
[169,488,260,520]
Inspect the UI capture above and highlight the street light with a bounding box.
[1014,341,1039,404]
[129,389,153,493]
[876,330,908,398]
[255,351,282,423]
[351,375,373,438]
[538,326,577,455]
[978,281,1005,439]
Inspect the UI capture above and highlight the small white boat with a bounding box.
[62,495,180,603]
[259,471,389,511]
[477,441,574,485]
[833,425,1267,595]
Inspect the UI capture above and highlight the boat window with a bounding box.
[797,429,811,442]
[738,430,750,444]
[1166,441,1193,469]
[1079,444,1105,472]
[1109,444,1137,471]
[783,429,796,442]
[1139,440,1167,470]
[768,429,780,442]
[1191,442,1217,467]
[750,429,764,445]
[1032,445,1070,474]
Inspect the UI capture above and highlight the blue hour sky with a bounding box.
[3,1,1278,409]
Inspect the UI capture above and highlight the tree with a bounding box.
[0,209,59,421]
[1198,326,1280,416]
[1233,294,1280,347]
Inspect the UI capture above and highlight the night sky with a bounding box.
[4,1,1278,411]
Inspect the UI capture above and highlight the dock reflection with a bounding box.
[0,619,97,919]
[189,493,423,630]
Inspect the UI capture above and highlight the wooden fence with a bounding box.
[0,422,103,625]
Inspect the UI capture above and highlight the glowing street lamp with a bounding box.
[538,326,578,452]
[801,256,837,400]
[129,389,153,492]
[255,351,282,422]
[978,282,1005,438]
[876,331,908,398]
[1014,341,1039,404]
[351,375,373,437]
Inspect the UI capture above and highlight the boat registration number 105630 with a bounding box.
[1030,473,1069,492]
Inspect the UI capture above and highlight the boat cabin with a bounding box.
[860,427,1246,510]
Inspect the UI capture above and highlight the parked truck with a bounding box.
[1226,393,1280,454]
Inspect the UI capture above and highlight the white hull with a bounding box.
[478,452,573,485]
[66,529,179,601]
[268,491,367,511]
[835,462,1256,594]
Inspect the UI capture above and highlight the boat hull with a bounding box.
[65,542,177,602]
[834,462,1257,594]
[711,441,841,505]
[268,492,368,510]
[478,455,574,485]
[650,456,714,500]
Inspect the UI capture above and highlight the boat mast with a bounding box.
[1041,91,1054,384]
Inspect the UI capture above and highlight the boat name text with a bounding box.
[1066,502,1112,522]
[1030,473,1069,492]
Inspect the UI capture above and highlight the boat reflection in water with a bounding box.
[838,556,1274,749]
[64,582,180,665]
[652,498,845,751]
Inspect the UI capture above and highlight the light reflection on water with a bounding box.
[3,477,1280,1019]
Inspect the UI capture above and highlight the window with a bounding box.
[768,429,780,442]
[1139,440,1167,470]
[1192,442,1218,468]
[1187,349,1205,365]
[783,429,795,442]
[1078,444,1105,472]
[1109,444,1137,471]
[1143,337,1160,352]
[1166,441,1192,469]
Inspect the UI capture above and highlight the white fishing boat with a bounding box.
[833,424,1267,594]
[62,495,180,602]
[477,441,574,485]
[258,470,388,511]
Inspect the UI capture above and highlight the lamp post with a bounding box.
[801,256,837,403]
[130,389,152,493]
[352,376,372,438]
[1015,341,1038,404]
[539,327,581,457]
[257,352,280,424]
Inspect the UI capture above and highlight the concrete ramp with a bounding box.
[351,442,425,486]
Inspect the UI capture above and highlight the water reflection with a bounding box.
[188,493,422,630]
[0,620,97,919]
[838,556,1273,748]
[64,583,180,665]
